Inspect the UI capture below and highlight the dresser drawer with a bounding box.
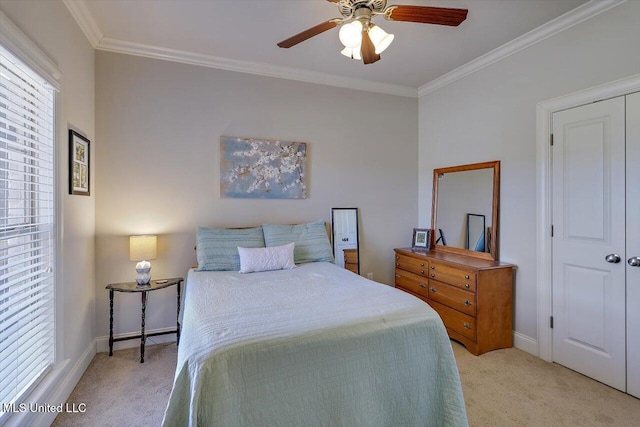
[427,262,476,292]
[428,280,476,316]
[395,269,429,299]
[395,254,428,277]
[429,300,477,341]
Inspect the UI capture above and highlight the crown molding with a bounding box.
[418,0,628,97]
[63,0,624,99]
[0,10,62,90]
[96,37,418,98]
[62,0,103,48]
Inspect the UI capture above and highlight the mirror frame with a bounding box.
[431,160,500,261]
[331,207,360,274]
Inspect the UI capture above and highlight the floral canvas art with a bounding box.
[220,136,307,199]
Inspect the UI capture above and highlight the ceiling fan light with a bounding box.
[338,20,363,48]
[369,25,394,54]
[340,46,362,61]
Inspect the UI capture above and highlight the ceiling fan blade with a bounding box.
[277,19,341,48]
[361,29,381,65]
[384,5,468,26]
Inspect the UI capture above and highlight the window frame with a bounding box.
[0,10,65,427]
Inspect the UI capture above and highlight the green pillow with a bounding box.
[196,226,265,271]
[262,220,334,265]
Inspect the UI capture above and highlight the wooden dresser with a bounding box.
[343,248,358,274]
[394,248,514,356]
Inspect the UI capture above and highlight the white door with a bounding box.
[333,209,358,268]
[626,92,640,398]
[551,97,626,391]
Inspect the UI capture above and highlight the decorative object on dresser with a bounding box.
[129,235,157,285]
[331,208,360,274]
[395,160,514,356]
[412,228,432,250]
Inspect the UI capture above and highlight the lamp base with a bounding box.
[135,266,151,286]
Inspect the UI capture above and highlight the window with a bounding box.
[0,44,56,418]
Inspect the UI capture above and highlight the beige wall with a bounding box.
[95,51,418,340]
[1,0,96,365]
[418,1,640,342]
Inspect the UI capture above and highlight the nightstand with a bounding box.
[106,277,183,363]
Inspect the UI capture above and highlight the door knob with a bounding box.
[605,254,621,264]
[629,257,640,267]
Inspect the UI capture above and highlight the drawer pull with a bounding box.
[420,263,425,267]
[395,274,401,279]
[396,263,400,267]
[419,283,426,289]
[464,322,472,330]
[430,273,435,278]
[430,287,436,293]
[464,299,472,306]
[420,270,425,274]
[430,266,435,270]
[465,284,470,289]
[465,275,470,279]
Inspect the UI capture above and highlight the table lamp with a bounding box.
[130,235,157,286]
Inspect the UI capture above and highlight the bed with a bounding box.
[162,261,468,426]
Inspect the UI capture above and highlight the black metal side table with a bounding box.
[106,277,183,363]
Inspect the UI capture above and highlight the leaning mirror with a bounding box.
[331,208,359,274]
[432,161,500,260]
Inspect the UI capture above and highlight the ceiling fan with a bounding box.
[277,0,468,65]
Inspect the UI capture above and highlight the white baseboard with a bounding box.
[513,331,538,356]
[96,327,178,353]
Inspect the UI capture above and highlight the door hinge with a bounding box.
[550,134,554,146]
[550,316,554,329]
[551,225,554,237]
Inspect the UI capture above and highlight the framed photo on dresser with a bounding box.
[412,228,432,250]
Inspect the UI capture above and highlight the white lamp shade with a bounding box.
[368,25,394,54]
[340,45,362,60]
[129,235,157,261]
[339,20,363,48]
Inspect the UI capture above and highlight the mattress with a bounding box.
[162,262,468,426]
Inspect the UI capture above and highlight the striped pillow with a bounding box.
[196,226,265,271]
[262,220,334,265]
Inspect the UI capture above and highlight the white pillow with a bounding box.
[238,242,296,273]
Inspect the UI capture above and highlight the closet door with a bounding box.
[551,97,626,391]
[626,91,640,398]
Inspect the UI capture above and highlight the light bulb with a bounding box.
[368,25,394,54]
[340,45,362,60]
[339,20,363,48]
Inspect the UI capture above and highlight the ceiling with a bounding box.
[73,0,589,94]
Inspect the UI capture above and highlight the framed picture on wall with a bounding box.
[69,129,90,196]
[412,228,432,250]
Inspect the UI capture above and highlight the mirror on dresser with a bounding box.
[432,161,500,260]
[331,208,359,274]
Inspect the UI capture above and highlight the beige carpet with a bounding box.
[53,341,640,426]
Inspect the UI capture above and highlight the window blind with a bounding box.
[0,44,56,414]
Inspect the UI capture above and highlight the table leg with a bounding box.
[140,291,147,363]
[109,289,114,356]
[176,281,181,346]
